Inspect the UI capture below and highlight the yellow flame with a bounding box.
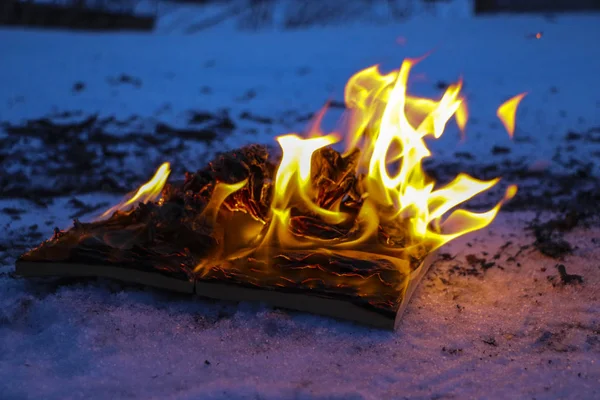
[101,57,518,281]
[338,59,513,251]
[456,99,469,139]
[200,179,249,225]
[100,162,171,218]
[497,93,527,138]
[236,58,515,259]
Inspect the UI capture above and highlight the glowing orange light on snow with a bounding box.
[396,36,407,46]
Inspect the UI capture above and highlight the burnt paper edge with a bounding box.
[394,250,438,330]
[15,254,435,330]
[15,261,195,293]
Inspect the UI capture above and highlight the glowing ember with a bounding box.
[497,93,527,138]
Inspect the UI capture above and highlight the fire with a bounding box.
[497,93,527,138]
[100,162,171,218]
[102,58,517,281]
[239,58,516,258]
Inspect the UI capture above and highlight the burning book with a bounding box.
[16,59,517,329]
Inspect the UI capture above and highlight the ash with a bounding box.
[1,3,600,399]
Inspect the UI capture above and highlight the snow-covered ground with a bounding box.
[2,11,600,171]
[1,4,600,399]
[1,209,599,399]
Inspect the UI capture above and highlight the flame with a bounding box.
[101,58,518,284]
[201,58,512,269]
[497,93,527,138]
[336,58,513,251]
[200,179,249,225]
[100,162,171,218]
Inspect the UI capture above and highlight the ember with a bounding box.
[16,58,518,329]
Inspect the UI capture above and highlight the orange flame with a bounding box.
[200,58,514,269]
[497,93,527,138]
[339,59,513,250]
[102,58,518,282]
[99,162,171,218]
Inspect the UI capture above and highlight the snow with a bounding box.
[2,11,599,171]
[1,3,600,399]
[2,212,599,399]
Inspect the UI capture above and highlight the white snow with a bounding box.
[1,211,599,399]
[2,11,599,170]
[1,4,600,399]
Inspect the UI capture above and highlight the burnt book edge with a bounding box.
[394,250,438,330]
[14,261,195,294]
[195,254,436,331]
[194,280,395,330]
[15,253,437,330]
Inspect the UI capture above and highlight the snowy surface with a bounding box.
[1,5,600,399]
[1,211,599,399]
[2,12,600,172]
